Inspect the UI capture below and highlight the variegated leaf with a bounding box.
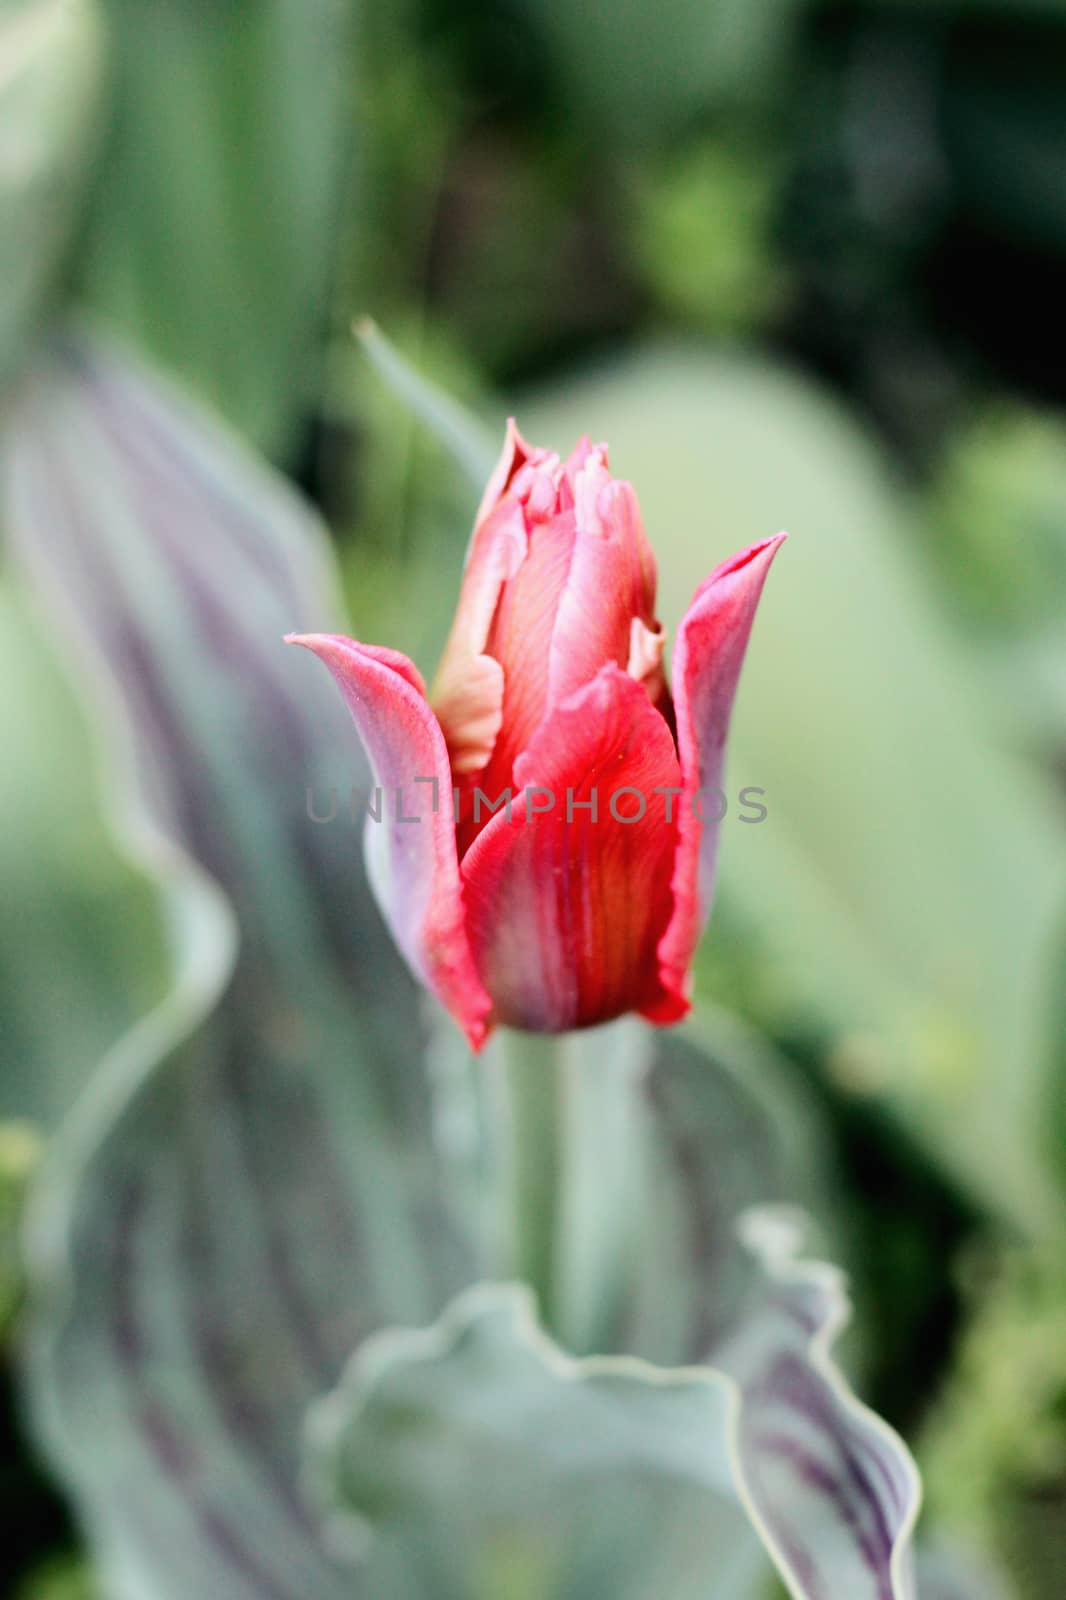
[1,327,482,1597]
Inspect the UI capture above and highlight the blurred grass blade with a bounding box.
[0,0,107,389]
[1,326,486,1598]
[355,318,497,489]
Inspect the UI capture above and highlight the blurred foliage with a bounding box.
[0,335,917,1600]
[522,344,1066,1238]
[0,0,107,387]
[15,1556,96,1600]
[74,0,360,462]
[0,585,168,1128]
[930,405,1066,638]
[505,0,809,146]
[0,1119,42,1334]
[923,1241,1066,1599]
[2,0,1066,1592]
[626,141,786,335]
[924,403,1066,755]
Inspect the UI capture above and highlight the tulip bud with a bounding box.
[288,421,783,1050]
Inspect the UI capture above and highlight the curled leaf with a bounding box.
[308,1213,921,1600]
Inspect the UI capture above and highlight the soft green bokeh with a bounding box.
[74,0,360,461]
[0,584,167,1128]
[2,0,1065,1594]
[522,345,1066,1235]
[0,0,107,385]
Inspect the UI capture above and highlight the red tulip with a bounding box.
[288,422,783,1050]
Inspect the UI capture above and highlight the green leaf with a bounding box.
[75,0,359,459]
[0,581,167,1127]
[308,1282,766,1600]
[0,0,107,388]
[521,344,1066,1234]
[308,1215,921,1600]
[2,327,482,1597]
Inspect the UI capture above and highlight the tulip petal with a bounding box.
[478,460,662,806]
[476,504,579,792]
[462,664,686,1032]
[547,465,659,706]
[656,535,786,1007]
[285,633,493,1050]
[561,432,597,494]
[472,415,532,530]
[431,495,527,780]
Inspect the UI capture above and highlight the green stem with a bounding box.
[500,1029,566,1329]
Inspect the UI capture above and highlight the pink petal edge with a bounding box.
[285,633,493,1051]
[655,534,787,1006]
[472,416,532,533]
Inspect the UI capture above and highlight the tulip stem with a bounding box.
[501,1029,565,1330]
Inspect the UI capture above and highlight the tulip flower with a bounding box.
[288,422,783,1050]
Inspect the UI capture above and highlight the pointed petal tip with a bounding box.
[283,630,336,652]
[655,529,787,1002]
[684,530,787,615]
[466,1017,493,1054]
[288,630,492,1040]
[726,529,788,574]
[639,989,692,1027]
[748,530,788,571]
[503,415,534,456]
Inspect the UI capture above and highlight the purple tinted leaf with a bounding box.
[713,1211,919,1600]
[2,329,482,1597]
